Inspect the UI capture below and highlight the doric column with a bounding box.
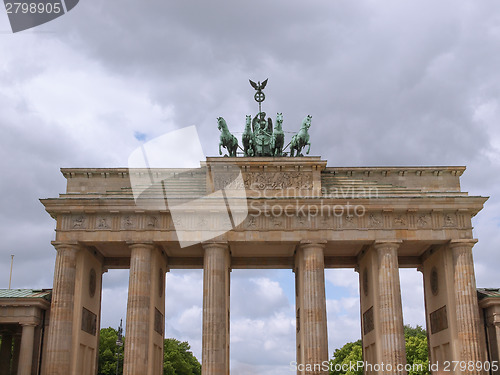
[374,241,407,374]
[124,243,155,375]
[0,331,12,375]
[202,242,230,375]
[17,323,36,375]
[450,239,486,373]
[493,322,500,373]
[295,241,328,374]
[44,242,79,375]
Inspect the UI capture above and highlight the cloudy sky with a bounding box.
[1,0,500,374]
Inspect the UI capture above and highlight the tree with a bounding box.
[329,340,363,375]
[163,338,201,375]
[97,328,201,375]
[329,325,430,375]
[98,327,123,375]
[404,325,430,375]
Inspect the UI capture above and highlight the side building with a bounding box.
[0,289,51,375]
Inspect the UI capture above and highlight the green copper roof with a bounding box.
[477,288,500,299]
[0,289,51,300]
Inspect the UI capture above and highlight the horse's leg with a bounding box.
[232,140,237,157]
[307,142,311,155]
[219,143,222,155]
[298,143,304,157]
[276,139,282,156]
[290,137,296,157]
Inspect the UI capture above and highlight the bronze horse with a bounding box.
[217,117,238,157]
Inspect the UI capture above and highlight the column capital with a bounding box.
[202,242,229,251]
[126,241,155,250]
[51,241,80,252]
[20,322,38,328]
[373,240,402,252]
[298,240,327,250]
[449,239,478,249]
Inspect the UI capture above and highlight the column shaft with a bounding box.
[0,332,12,375]
[451,240,486,374]
[124,243,154,375]
[17,324,36,375]
[296,242,328,375]
[44,243,79,375]
[202,243,230,375]
[375,242,407,374]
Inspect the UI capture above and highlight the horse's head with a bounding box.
[275,112,283,129]
[302,115,312,129]
[217,117,226,131]
[245,115,252,127]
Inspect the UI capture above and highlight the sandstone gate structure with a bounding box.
[39,157,488,375]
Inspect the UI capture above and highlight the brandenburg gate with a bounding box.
[39,81,489,375]
[40,156,488,375]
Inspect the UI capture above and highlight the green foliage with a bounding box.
[329,325,430,375]
[329,340,363,375]
[97,328,201,375]
[163,338,201,375]
[404,324,427,339]
[98,327,123,375]
[404,325,430,375]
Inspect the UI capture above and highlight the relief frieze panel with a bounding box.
[213,171,313,191]
[72,215,87,230]
[367,213,383,228]
[145,215,159,229]
[121,215,137,230]
[393,214,408,228]
[96,216,111,230]
[430,305,448,334]
[416,213,432,229]
[271,216,285,229]
[443,213,457,227]
[317,215,333,230]
[196,214,210,228]
[342,214,357,229]
[294,214,312,229]
[58,208,469,232]
[243,215,259,229]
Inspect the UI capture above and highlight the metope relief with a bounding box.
[72,215,87,230]
[121,215,136,229]
[96,216,111,230]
